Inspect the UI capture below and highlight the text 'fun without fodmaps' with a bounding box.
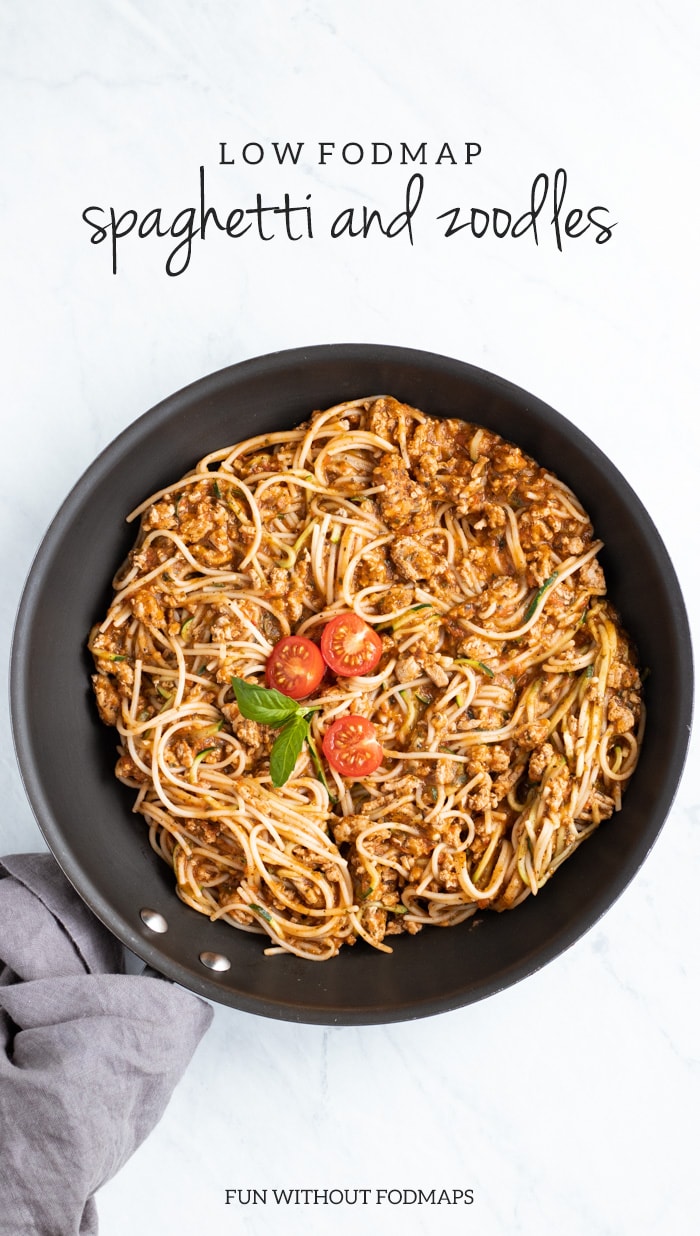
[224,1187,475,1206]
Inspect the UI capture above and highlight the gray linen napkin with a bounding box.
[0,854,213,1236]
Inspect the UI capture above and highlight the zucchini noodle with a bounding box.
[89,396,643,959]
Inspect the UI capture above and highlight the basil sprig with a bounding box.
[230,677,300,726]
[269,713,309,787]
[230,677,332,794]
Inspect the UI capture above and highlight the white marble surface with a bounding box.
[2,3,699,1233]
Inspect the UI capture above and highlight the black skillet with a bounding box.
[10,345,693,1023]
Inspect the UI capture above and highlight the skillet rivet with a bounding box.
[199,950,231,972]
[140,908,168,933]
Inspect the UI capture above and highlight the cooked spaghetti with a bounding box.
[89,396,643,960]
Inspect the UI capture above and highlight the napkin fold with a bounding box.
[0,853,213,1236]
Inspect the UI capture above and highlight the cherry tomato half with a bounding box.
[266,635,325,700]
[322,716,384,778]
[320,613,383,677]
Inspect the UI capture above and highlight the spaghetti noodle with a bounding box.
[89,396,643,959]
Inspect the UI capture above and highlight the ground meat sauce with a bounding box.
[90,397,643,959]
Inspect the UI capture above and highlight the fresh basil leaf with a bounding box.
[230,676,300,725]
[270,714,308,787]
